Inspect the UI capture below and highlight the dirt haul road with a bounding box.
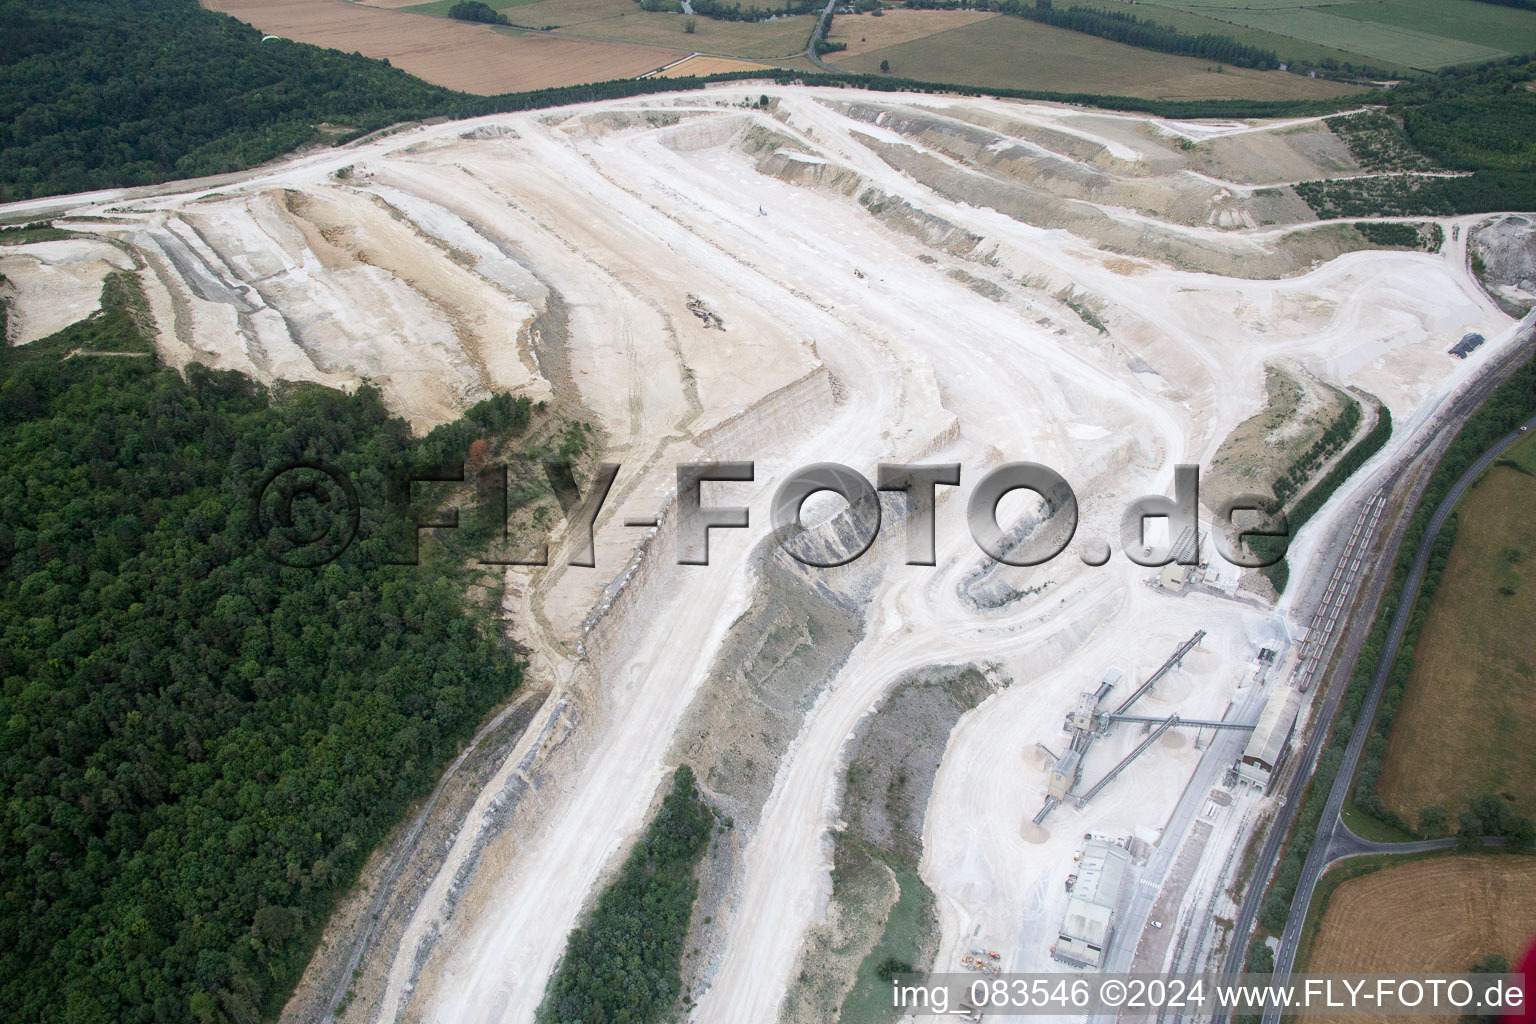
[4,86,1517,1024]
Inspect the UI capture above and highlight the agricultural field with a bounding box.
[202,0,682,92]
[1075,0,1536,72]
[1375,433,1536,824]
[647,53,775,76]
[825,9,996,59]
[824,15,1362,100]
[394,0,545,17]
[1306,856,1536,1014]
[389,0,818,60]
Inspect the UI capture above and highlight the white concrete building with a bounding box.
[1052,838,1132,969]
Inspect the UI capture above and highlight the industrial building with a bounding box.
[1449,332,1485,359]
[1052,838,1132,969]
[1048,749,1082,802]
[1155,526,1201,590]
[1236,685,1302,791]
[1031,635,1248,826]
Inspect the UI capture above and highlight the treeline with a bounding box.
[0,275,535,1023]
[1465,0,1536,8]
[535,766,715,1024]
[1327,110,1438,174]
[1253,404,1392,593]
[814,9,846,54]
[1296,55,1536,218]
[898,0,1279,68]
[1448,794,1536,845]
[1272,397,1362,510]
[1,0,1363,202]
[449,0,510,24]
[691,67,1350,118]
[1353,220,1442,251]
[0,0,467,201]
[1251,356,1536,946]
[649,0,820,22]
[1249,404,1393,929]
[1349,356,1536,840]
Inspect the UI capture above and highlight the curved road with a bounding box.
[1216,330,1534,1001]
[1325,820,1508,862]
[803,0,838,70]
[1259,409,1536,1023]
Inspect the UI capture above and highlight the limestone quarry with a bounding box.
[6,83,1522,1024]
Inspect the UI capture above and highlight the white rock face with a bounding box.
[22,85,1518,1024]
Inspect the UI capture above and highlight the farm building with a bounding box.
[1237,685,1302,791]
[1052,838,1132,969]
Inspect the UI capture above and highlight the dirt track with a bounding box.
[6,86,1520,1024]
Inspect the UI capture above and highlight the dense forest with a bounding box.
[1296,56,1536,217]
[535,766,715,1024]
[8,0,1536,217]
[0,0,468,201]
[1352,220,1442,251]
[0,0,1349,203]
[899,0,1280,68]
[0,275,538,1023]
[1251,405,1393,593]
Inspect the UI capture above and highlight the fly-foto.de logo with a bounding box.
[249,460,1288,570]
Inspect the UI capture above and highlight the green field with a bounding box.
[1075,0,1383,67]
[839,860,936,1024]
[1076,0,1536,71]
[1328,0,1536,51]
[829,16,1361,100]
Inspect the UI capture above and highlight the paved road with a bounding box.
[803,0,839,70]
[1325,822,1508,861]
[1259,410,1536,1024]
[1217,332,1535,1000]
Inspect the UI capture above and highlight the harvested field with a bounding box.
[200,0,679,93]
[826,9,997,59]
[647,53,775,78]
[826,17,1362,100]
[1306,855,1536,1020]
[465,0,817,59]
[1377,446,1536,824]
